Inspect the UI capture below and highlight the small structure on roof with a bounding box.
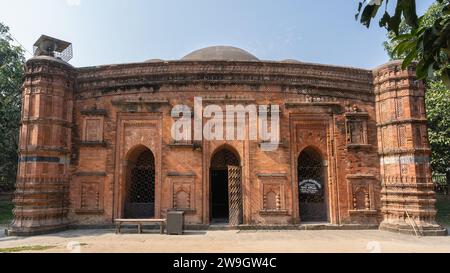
[33,35,73,62]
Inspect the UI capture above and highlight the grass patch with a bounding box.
[0,198,14,225]
[436,194,450,228]
[0,245,56,253]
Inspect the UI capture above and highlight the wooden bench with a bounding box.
[115,219,166,235]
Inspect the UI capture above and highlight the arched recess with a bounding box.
[123,145,156,219]
[297,146,328,223]
[209,145,242,225]
[354,187,368,210]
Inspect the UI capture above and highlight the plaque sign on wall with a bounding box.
[299,179,322,195]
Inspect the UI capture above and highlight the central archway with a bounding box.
[124,146,156,219]
[298,147,328,223]
[210,147,242,225]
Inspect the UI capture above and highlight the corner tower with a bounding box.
[374,60,447,236]
[8,36,75,236]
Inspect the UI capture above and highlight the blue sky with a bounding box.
[0,0,435,68]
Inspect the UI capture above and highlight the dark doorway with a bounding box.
[210,148,241,224]
[298,147,328,223]
[124,148,155,219]
[211,170,229,222]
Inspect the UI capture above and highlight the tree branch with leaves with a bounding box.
[0,22,24,191]
[362,2,450,175]
[356,0,450,86]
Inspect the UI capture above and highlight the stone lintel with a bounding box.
[80,109,108,116]
[73,172,107,177]
[166,172,196,177]
[257,173,288,178]
[111,99,170,106]
[346,174,377,180]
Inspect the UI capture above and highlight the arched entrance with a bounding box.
[210,147,242,225]
[124,146,156,219]
[298,147,328,222]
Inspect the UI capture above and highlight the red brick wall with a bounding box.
[70,61,380,227]
[10,57,444,235]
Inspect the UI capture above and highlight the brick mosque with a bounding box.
[7,35,447,236]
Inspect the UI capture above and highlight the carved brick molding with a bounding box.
[77,62,373,97]
[78,141,109,148]
[113,113,163,219]
[289,113,335,224]
[111,98,170,106]
[285,101,343,114]
[202,96,256,104]
[346,174,377,213]
[345,112,369,147]
[82,116,104,143]
[80,109,108,117]
[112,99,171,113]
[168,175,195,212]
[257,173,288,178]
[258,174,288,216]
[74,172,107,177]
[75,177,104,215]
[167,172,196,177]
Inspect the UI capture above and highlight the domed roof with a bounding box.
[144,59,164,63]
[281,59,302,64]
[182,46,259,61]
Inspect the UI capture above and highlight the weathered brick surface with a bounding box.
[374,61,446,235]
[9,56,75,235]
[8,56,446,236]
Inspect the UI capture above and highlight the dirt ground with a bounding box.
[1,227,449,253]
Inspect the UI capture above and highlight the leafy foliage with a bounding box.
[0,22,24,191]
[436,195,450,226]
[384,2,444,60]
[0,197,13,224]
[356,0,450,87]
[426,80,450,174]
[382,3,450,175]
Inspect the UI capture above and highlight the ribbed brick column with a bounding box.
[7,56,75,236]
[374,60,447,236]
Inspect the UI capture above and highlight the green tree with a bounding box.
[383,3,450,175]
[426,80,450,174]
[0,22,24,191]
[384,2,445,60]
[356,0,450,87]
